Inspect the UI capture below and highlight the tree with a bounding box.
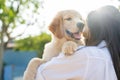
[0,0,43,79]
[14,33,51,58]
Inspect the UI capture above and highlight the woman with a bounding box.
[28,5,120,80]
[85,5,120,79]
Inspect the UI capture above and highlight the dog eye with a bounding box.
[65,17,72,21]
[80,17,83,20]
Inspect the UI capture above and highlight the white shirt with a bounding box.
[35,41,117,80]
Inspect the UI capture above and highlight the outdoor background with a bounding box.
[0,0,120,80]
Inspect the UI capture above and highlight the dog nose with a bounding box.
[77,22,84,31]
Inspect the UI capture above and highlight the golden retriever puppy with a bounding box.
[23,10,85,80]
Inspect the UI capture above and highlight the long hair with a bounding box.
[86,5,120,79]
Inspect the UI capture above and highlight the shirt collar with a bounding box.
[76,40,107,51]
[97,40,107,48]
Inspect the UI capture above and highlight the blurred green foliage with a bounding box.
[0,0,42,48]
[14,33,51,58]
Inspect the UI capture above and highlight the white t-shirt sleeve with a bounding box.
[35,46,117,80]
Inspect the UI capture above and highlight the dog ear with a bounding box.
[49,13,64,39]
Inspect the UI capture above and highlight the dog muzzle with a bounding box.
[66,30,81,40]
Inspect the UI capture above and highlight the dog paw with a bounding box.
[62,41,77,56]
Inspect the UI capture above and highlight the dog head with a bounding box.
[49,10,85,41]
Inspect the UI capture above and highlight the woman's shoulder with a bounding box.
[76,46,111,61]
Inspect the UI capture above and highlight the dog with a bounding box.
[23,10,85,80]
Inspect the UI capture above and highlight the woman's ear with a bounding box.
[49,13,64,39]
[83,23,90,39]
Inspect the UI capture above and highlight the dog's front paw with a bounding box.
[62,41,77,56]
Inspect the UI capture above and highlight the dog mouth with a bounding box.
[65,30,81,40]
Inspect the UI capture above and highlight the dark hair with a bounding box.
[87,5,120,79]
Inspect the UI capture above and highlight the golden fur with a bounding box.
[23,10,85,80]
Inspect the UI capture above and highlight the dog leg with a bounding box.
[62,41,78,56]
[23,58,46,80]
